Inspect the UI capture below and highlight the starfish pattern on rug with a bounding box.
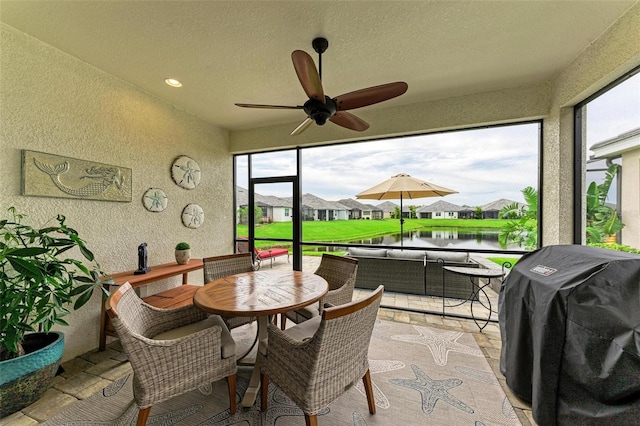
[45,321,521,426]
[102,375,129,397]
[390,364,474,415]
[391,325,483,365]
[353,359,405,409]
[353,410,368,425]
[473,401,519,426]
[455,365,500,386]
[197,382,213,395]
[502,396,518,419]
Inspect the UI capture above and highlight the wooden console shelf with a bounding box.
[99,259,203,351]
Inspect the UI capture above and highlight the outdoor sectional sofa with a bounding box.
[345,247,480,299]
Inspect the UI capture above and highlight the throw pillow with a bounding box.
[347,247,388,258]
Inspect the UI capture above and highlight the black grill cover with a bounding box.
[498,245,640,425]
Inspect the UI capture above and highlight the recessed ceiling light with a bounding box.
[165,78,182,88]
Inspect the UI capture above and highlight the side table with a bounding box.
[99,259,203,350]
[442,266,505,331]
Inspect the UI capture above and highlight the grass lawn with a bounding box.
[486,257,520,268]
[238,218,511,248]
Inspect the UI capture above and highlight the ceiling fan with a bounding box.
[235,37,408,136]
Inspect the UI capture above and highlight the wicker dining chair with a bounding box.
[281,254,358,329]
[260,285,383,426]
[202,253,257,329]
[106,282,238,426]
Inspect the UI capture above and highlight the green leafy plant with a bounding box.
[586,163,624,243]
[498,186,538,250]
[474,207,483,219]
[408,205,418,219]
[0,207,106,360]
[391,206,401,219]
[237,205,263,225]
[175,242,190,250]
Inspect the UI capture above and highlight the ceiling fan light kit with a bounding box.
[236,37,408,135]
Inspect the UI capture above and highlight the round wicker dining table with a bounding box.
[193,269,328,407]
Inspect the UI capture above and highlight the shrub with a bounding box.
[588,242,640,254]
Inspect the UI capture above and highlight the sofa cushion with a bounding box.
[347,247,388,258]
[425,250,469,262]
[387,249,427,260]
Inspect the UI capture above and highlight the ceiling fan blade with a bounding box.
[235,103,303,110]
[292,50,324,102]
[290,117,314,136]
[329,111,370,132]
[334,82,408,111]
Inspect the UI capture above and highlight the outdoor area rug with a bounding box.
[44,320,520,425]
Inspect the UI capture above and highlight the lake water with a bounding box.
[309,227,521,251]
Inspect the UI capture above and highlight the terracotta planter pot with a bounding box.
[175,249,191,265]
[0,332,64,417]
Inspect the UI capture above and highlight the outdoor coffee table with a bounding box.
[442,266,506,331]
[193,269,328,407]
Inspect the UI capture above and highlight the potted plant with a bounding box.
[175,242,191,265]
[0,207,106,417]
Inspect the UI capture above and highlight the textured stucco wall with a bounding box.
[0,24,233,361]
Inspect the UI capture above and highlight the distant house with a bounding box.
[590,127,640,248]
[362,203,384,220]
[292,193,349,221]
[236,187,293,223]
[401,205,415,219]
[238,185,529,224]
[418,200,462,219]
[458,205,477,219]
[338,198,384,220]
[480,199,522,219]
[376,201,398,219]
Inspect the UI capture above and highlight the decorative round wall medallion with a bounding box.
[171,155,201,190]
[142,188,168,212]
[181,203,204,229]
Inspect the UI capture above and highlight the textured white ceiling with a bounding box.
[1,1,636,131]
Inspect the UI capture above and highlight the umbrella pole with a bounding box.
[400,193,404,247]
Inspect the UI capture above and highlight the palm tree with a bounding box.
[498,186,538,250]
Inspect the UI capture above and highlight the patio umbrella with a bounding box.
[356,173,457,245]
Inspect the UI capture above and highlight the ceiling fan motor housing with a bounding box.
[304,96,337,125]
[236,37,407,135]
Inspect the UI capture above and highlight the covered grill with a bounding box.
[498,245,640,425]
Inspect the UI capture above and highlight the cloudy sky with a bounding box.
[238,71,639,208]
[586,71,640,146]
